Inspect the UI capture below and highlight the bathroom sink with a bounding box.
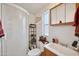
[44,43,79,56]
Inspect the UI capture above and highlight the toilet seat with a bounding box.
[28,42,44,56]
[28,48,42,56]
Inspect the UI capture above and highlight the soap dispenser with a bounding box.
[72,40,79,51]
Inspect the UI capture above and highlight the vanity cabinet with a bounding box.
[44,48,57,56]
[50,3,76,26]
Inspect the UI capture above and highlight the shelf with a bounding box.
[50,22,74,26]
[50,3,75,26]
[29,24,37,50]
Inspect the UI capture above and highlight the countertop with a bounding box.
[44,43,79,56]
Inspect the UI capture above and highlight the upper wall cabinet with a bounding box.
[51,7,57,24]
[65,3,76,23]
[50,3,76,26]
[56,4,65,24]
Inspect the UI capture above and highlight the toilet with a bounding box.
[27,41,45,56]
[28,48,42,56]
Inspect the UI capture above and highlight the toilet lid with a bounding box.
[28,48,41,56]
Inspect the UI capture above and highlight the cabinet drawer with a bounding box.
[44,48,57,56]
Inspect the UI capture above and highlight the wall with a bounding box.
[0,3,1,56]
[48,4,79,47]
[35,3,59,17]
[36,20,42,48]
[49,25,79,47]
[28,14,35,24]
[0,3,4,56]
[36,3,79,48]
[2,4,29,56]
[0,3,1,18]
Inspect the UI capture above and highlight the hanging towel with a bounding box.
[0,19,4,38]
[73,7,79,37]
[75,25,79,37]
[73,7,79,26]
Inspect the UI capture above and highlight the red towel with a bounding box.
[73,7,79,26]
[0,19,4,38]
[73,7,79,37]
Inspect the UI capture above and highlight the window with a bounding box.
[42,10,49,36]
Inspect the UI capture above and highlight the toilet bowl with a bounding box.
[28,48,42,56]
[27,42,44,56]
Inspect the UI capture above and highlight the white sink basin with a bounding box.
[44,43,79,56]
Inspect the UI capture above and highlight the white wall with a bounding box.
[48,26,79,47]
[36,20,42,48]
[28,14,35,24]
[35,3,59,17]
[0,3,1,18]
[47,4,79,47]
[0,3,1,56]
[2,4,29,56]
[0,3,6,56]
[0,3,4,56]
[36,3,79,48]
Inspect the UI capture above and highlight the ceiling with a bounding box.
[15,3,50,15]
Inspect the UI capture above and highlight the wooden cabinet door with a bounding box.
[44,48,57,56]
[65,3,76,23]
